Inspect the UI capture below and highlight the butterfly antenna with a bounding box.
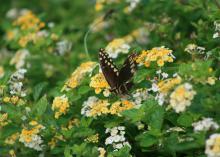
[83,9,115,60]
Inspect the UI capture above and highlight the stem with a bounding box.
[83,17,104,60]
[214,0,220,9]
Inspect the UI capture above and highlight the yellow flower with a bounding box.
[169,83,196,113]
[85,133,99,143]
[81,96,110,117]
[19,122,45,151]
[52,95,70,119]
[13,11,44,31]
[0,113,9,128]
[89,100,109,117]
[9,149,16,157]
[207,77,216,85]
[3,97,10,103]
[48,134,66,149]
[6,31,15,41]
[90,73,110,95]
[157,76,182,94]
[95,3,103,11]
[136,47,175,67]
[10,49,29,69]
[0,66,5,78]
[98,147,106,157]
[3,96,20,105]
[64,61,97,90]
[4,132,19,145]
[109,100,135,115]
[10,96,19,104]
[105,38,130,58]
[206,134,220,157]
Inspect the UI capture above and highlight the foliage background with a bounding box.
[0,0,220,157]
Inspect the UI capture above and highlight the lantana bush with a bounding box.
[0,0,220,157]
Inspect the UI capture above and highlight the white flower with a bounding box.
[9,69,27,97]
[213,32,219,38]
[192,118,219,132]
[205,134,220,157]
[149,83,159,92]
[126,0,140,12]
[19,134,43,151]
[155,93,165,106]
[10,49,29,69]
[169,83,196,113]
[105,38,130,58]
[105,126,130,151]
[132,88,148,106]
[162,72,169,79]
[56,40,72,55]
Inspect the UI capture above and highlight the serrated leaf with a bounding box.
[34,95,48,116]
[78,85,91,95]
[136,132,158,147]
[177,113,193,127]
[33,82,48,101]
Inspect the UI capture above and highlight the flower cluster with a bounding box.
[98,147,106,157]
[109,100,135,115]
[48,133,65,149]
[132,88,148,106]
[11,11,46,47]
[10,49,29,69]
[105,38,130,58]
[192,117,219,132]
[81,97,135,117]
[8,68,27,97]
[105,126,130,151]
[90,72,110,96]
[169,83,196,113]
[0,66,4,78]
[64,61,97,90]
[0,113,9,128]
[81,96,109,117]
[149,74,182,105]
[52,95,70,119]
[184,44,205,55]
[19,121,45,151]
[136,46,175,67]
[94,0,119,11]
[4,132,19,145]
[3,96,19,105]
[85,133,99,143]
[205,134,220,157]
[213,21,220,38]
[124,0,140,13]
[55,40,72,56]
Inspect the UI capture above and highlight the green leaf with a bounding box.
[34,95,48,116]
[121,108,145,122]
[78,85,91,95]
[64,146,72,157]
[33,82,48,101]
[136,132,158,147]
[109,146,131,157]
[177,113,193,127]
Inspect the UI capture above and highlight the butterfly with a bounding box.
[99,48,137,95]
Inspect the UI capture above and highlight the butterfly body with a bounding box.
[99,48,137,95]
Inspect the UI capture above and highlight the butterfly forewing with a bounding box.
[118,53,137,85]
[99,48,119,89]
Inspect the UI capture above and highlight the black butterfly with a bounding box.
[99,48,137,95]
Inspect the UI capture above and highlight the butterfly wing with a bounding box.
[118,52,137,85]
[99,48,119,89]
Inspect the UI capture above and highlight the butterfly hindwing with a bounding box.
[118,52,137,85]
[99,48,119,89]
